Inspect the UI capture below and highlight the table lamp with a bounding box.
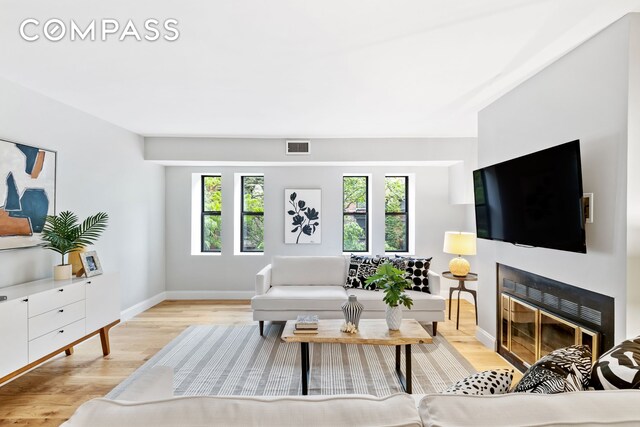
[443,231,476,277]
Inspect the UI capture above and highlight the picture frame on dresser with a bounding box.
[80,251,103,277]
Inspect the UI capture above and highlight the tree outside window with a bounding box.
[241,176,264,252]
[385,176,408,252]
[343,176,368,252]
[202,175,222,252]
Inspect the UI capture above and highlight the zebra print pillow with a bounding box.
[441,369,514,395]
[591,335,640,390]
[513,345,592,394]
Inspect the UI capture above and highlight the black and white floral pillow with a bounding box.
[442,369,514,395]
[395,255,432,293]
[344,255,381,290]
[513,345,592,393]
[591,335,640,390]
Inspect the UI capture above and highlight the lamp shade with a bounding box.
[443,231,476,256]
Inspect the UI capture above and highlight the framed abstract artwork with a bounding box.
[284,189,321,244]
[0,139,56,250]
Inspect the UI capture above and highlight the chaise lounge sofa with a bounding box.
[251,255,445,336]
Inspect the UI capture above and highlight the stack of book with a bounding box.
[293,315,319,334]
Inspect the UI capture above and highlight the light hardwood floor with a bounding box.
[0,299,517,426]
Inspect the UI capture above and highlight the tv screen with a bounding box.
[473,140,586,253]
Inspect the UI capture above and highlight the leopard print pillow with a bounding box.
[441,369,514,395]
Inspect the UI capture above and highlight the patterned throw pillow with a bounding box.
[395,255,432,293]
[344,255,381,290]
[441,369,514,395]
[513,345,592,394]
[591,335,640,390]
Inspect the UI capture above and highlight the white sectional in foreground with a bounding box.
[251,256,445,336]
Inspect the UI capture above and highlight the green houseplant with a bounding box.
[365,262,413,330]
[41,211,108,280]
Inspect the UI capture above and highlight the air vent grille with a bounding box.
[286,140,310,155]
[581,306,602,326]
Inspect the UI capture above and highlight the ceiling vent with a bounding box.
[285,140,310,155]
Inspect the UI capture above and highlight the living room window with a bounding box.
[241,175,264,252]
[385,176,409,252]
[343,175,369,252]
[201,175,222,252]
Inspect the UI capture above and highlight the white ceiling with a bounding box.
[0,0,639,138]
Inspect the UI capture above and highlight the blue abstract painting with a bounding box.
[0,139,56,250]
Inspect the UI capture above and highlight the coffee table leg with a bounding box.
[301,342,309,395]
[405,344,412,394]
[395,345,401,371]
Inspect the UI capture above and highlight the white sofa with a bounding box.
[251,255,445,336]
[62,367,640,426]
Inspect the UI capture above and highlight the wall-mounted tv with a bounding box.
[473,140,586,253]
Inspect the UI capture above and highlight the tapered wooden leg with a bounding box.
[65,347,74,356]
[99,326,112,356]
[432,321,438,336]
[259,321,264,337]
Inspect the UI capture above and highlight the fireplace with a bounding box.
[497,264,614,371]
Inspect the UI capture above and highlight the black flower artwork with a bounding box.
[287,192,320,244]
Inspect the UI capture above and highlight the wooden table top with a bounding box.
[281,319,433,346]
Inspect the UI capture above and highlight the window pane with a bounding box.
[385,177,406,213]
[243,176,264,212]
[242,215,264,251]
[343,177,367,212]
[203,214,221,251]
[385,214,407,252]
[343,214,367,251]
[203,176,222,212]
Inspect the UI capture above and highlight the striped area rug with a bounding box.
[107,323,475,398]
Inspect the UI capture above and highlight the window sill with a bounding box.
[234,252,265,256]
[191,252,222,256]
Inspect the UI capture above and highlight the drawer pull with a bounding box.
[59,330,64,334]
[58,289,64,292]
[23,298,29,302]
[87,281,92,285]
[59,309,64,313]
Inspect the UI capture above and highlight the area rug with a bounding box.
[107,323,475,398]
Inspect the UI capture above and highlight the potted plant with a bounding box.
[365,262,413,330]
[41,211,108,280]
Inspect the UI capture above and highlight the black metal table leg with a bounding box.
[456,286,462,329]
[395,344,413,394]
[395,345,401,371]
[301,342,309,395]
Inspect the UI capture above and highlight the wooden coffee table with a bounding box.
[281,318,432,394]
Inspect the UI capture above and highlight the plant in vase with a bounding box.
[365,262,413,330]
[41,211,108,280]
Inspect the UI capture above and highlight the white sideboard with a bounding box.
[0,273,120,384]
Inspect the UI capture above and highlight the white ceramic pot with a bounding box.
[54,264,72,281]
[385,305,403,330]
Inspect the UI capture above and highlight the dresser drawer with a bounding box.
[28,282,86,318]
[28,318,85,363]
[29,300,85,340]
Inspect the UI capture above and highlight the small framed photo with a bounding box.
[80,251,103,277]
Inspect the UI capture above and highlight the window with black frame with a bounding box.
[343,176,368,252]
[241,175,264,252]
[385,176,409,252]
[202,175,222,252]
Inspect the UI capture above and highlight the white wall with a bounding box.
[164,164,468,296]
[477,15,636,345]
[0,78,165,311]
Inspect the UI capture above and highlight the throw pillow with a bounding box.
[513,345,592,394]
[591,335,640,390]
[395,255,432,293]
[344,254,381,290]
[441,369,514,395]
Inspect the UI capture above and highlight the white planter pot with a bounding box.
[54,264,72,281]
[386,305,403,330]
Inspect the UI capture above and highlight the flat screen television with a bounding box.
[473,140,586,253]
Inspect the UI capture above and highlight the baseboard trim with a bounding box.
[121,292,167,322]
[165,290,254,300]
[475,326,497,351]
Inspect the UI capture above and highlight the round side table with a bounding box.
[442,271,478,330]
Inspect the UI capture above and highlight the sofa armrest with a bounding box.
[115,366,174,402]
[256,264,272,296]
[428,270,441,295]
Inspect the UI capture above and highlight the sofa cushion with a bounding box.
[345,289,445,312]
[62,394,422,427]
[252,286,347,311]
[418,390,640,427]
[271,256,346,286]
[441,369,514,395]
[345,254,382,290]
[591,335,640,390]
[395,255,432,293]
[513,345,592,393]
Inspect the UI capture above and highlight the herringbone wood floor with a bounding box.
[0,299,517,426]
